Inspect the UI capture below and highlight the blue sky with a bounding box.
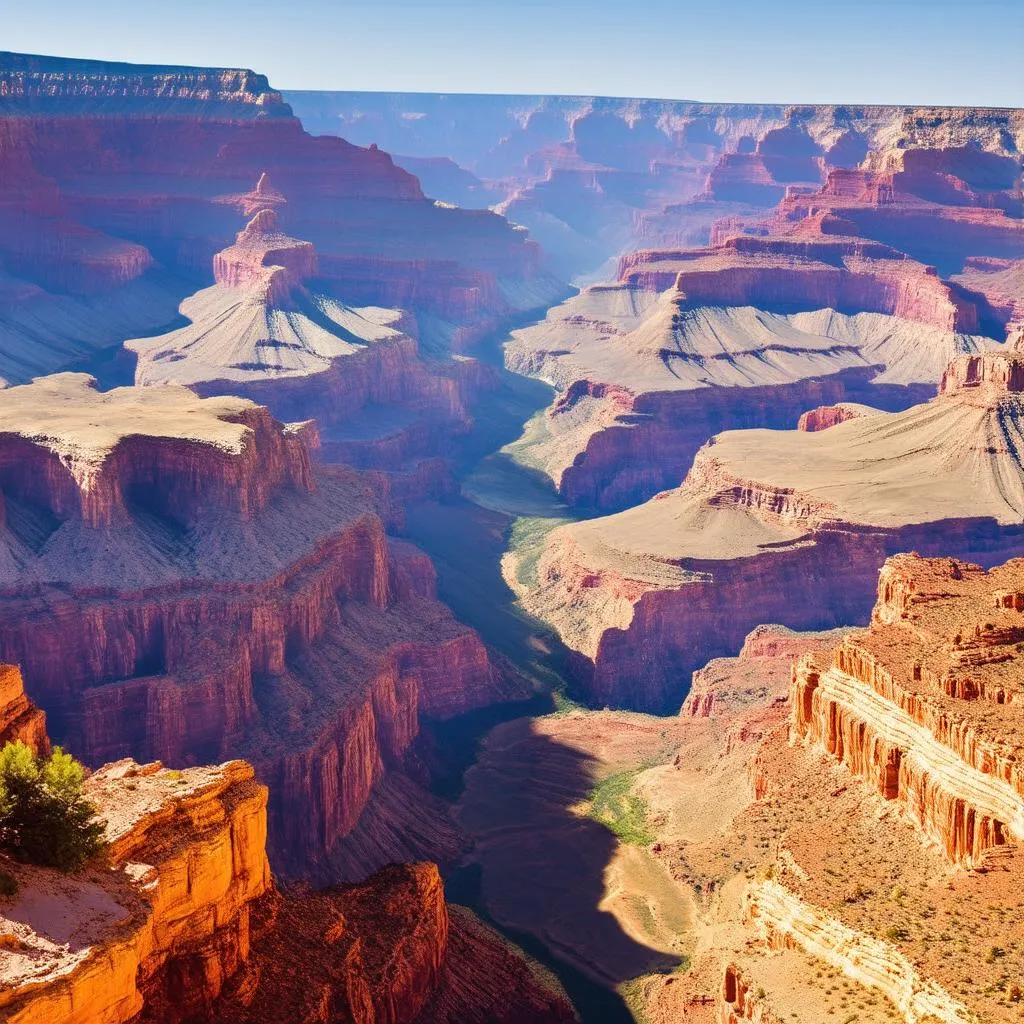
[5,0,1022,105]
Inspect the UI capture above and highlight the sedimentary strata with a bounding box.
[515,352,1024,710]
[0,743,573,1024]
[0,376,517,879]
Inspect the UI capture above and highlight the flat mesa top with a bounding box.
[699,382,1024,528]
[0,51,262,77]
[0,373,259,466]
[0,51,292,119]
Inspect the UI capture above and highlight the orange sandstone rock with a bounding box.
[0,664,48,756]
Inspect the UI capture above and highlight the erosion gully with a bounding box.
[405,313,648,1023]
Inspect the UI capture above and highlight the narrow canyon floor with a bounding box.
[403,320,730,1022]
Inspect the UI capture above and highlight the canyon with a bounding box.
[513,349,1024,711]
[457,558,1024,1022]
[0,668,574,1023]
[0,47,1022,1024]
[0,373,529,882]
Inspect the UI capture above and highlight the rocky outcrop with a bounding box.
[0,758,272,1024]
[0,373,313,530]
[0,378,519,880]
[0,664,48,756]
[939,350,1024,394]
[125,190,487,502]
[719,963,780,1024]
[619,235,986,333]
[791,553,1024,865]
[211,207,317,303]
[0,751,574,1024]
[516,352,1024,710]
[796,401,877,431]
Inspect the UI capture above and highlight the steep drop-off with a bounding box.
[0,376,523,881]
[0,677,574,1024]
[513,351,1024,710]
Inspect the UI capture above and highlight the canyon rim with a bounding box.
[0,13,1022,1024]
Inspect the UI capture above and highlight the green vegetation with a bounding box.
[507,515,569,589]
[0,742,105,872]
[587,769,654,846]
[0,870,17,896]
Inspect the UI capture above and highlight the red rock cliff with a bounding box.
[0,378,517,880]
[791,553,1024,865]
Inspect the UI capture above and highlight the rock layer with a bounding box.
[504,273,984,511]
[0,378,517,879]
[0,753,575,1024]
[792,553,1024,865]
[1,758,271,1024]
[516,352,1024,710]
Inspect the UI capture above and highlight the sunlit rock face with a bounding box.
[516,352,1024,711]
[0,731,575,1024]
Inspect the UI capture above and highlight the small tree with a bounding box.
[0,742,105,871]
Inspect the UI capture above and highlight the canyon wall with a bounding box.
[582,554,1024,1022]
[791,553,1024,866]
[518,352,1024,710]
[0,730,574,1023]
[1,757,273,1024]
[0,377,520,880]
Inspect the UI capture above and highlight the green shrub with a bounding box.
[0,869,16,896]
[587,769,654,846]
[0,742,105,871]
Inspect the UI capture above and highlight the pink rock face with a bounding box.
[797,403,873,431]
[940,351,1024,395]
[212,207,318,304]
[0,121,154,295]
[553,368,909,511]
[0,520,507,880]
[0,382,517,880]
[620,235,983,333]
[757,164,1024,279]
